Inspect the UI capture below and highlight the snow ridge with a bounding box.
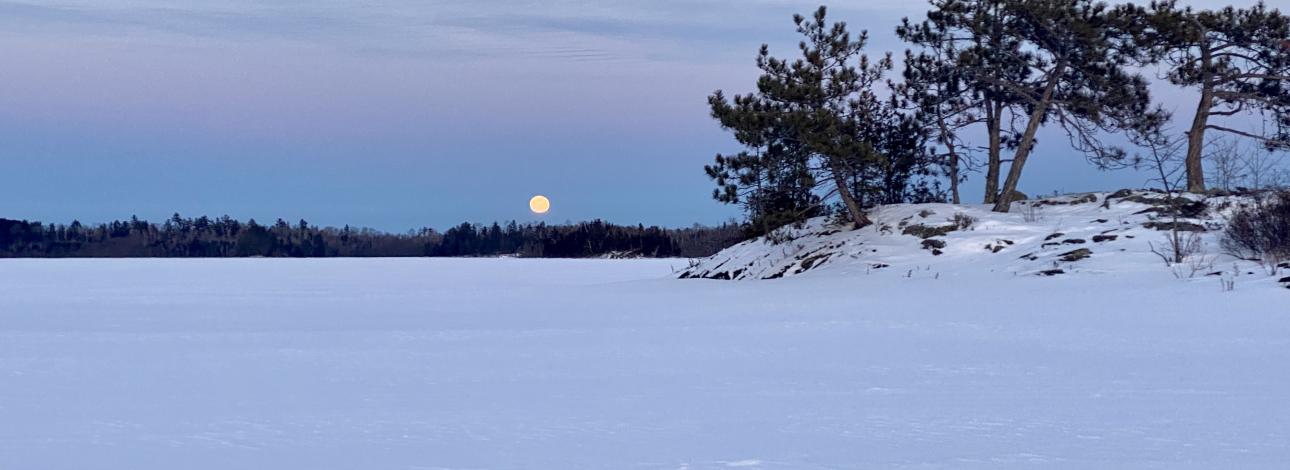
[680,190,1274,282]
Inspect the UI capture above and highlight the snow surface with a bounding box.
[1,254,1288,469]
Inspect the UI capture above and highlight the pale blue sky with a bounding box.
[0,0,1266,230]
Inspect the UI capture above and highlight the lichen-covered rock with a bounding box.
[1059,248,1092,262]
[903,224,957,239]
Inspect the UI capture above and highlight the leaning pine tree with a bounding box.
[897,0,1026,205]
[986,0,1162,212]
[1121,1,1290,193]
[707,6,929,231]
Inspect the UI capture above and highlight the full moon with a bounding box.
[529,195,551,214]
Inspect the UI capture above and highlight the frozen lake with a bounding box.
[1,258,1287,469]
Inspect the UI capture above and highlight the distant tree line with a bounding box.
[708,2,1289,235]
[0,215,745,259]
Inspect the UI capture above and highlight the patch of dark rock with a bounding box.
[1001,239,1015,245]
[1206,271,1223,277]
[1278,277,1290,284]
[1019,253,1039,261]
[1132,199,1209,218]
[871,263,889,269]
[1278,262,1290,270]
[1120,194,1168,205]
[918,209,935,218]
[1108,189,1135,199]
[1042,242,1060,248]
[1062,239,1086,244]
[1059,248,1092,262]
[922,239,947,250]
[1036,194,1098,206]
[709,271,731,280]
[931,249,944,256]
[1143,221,1207,232]
[1039,269,1066,276]
[798,254,831,272]
[1045,233,1065,241]
[903,224,957,239]
[1125,235,1136,239]
[1092,219,1109,224]
[986,244,1006,253]
[762,265,792,280]
[1092,235,1118,243]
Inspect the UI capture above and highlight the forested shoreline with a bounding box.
[0,215,744,259]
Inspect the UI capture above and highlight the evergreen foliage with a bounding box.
[1118,1,1290,193]
[707,6,939,234]
[0,216,744,259]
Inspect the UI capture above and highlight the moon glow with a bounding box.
[529,195,551,214]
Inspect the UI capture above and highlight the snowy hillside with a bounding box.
[681,190,1287,286]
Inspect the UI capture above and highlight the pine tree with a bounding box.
[1121,1,1290,193]
[708,6,924,231]
[900,0,1030,205]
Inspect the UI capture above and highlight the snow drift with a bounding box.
[680,190,1286,284]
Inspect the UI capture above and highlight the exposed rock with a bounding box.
[1108,189,1135,199]
[1130,198,1208,219]
[1059,248,1092,262]
[922,239,947,250]
[1038,269,1066,276]
[1092,235,1119,243]
[903,224,957,239]
[1062,239,1087,244]
[1037,193,1098,206]
[1143,221,1207,232]
[1045,233,1065,241]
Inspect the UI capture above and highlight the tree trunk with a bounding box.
[992,66,1064,213]
[1184,83,1213,194]
[983,100,1003,204]
[829,162,870,229]
[937,115,961,204]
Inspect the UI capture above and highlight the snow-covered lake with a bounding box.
[1,258,1287,469]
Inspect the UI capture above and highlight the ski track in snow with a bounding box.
[0,257,1287,469]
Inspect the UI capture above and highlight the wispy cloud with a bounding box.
[0,0,914,64]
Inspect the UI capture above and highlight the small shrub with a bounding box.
[1021,204,1043,223]
[949,213,976,230]
[1222,193,1290,270]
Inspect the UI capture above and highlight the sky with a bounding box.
[0,0,1273,231]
